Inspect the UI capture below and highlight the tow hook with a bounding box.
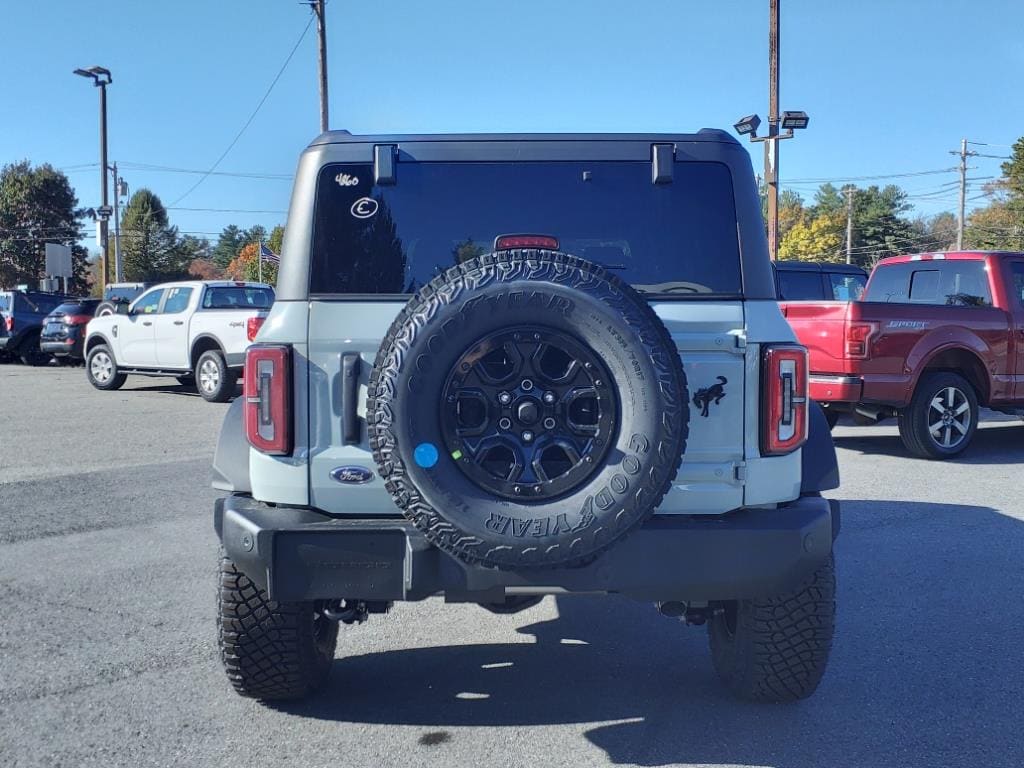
[656,601,713,626]
[323,599,369,624]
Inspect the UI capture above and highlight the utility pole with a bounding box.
[312,0,329,133]
[110,162,124,282]
[950,138,977,250]
[845,187,855,265]
[765,0,780,260]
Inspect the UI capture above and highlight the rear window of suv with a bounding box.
[310,161,743,298]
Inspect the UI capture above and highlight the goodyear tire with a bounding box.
[368,250,689,569]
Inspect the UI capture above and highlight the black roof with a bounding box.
[773,261,867,275]
[308,129,738,147]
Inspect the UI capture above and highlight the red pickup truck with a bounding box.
[782,251,1024,459]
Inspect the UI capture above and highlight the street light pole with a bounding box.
[313,0,329,133]
[74,66,113,289]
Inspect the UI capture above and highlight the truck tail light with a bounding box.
[762,344,808,456]
[5,315,13,332]
[244,345,291,455]
[246,315,266,342]
[845,322,876,359]
[65,314,93,326]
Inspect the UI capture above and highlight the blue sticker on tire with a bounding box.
[414,442,439,468]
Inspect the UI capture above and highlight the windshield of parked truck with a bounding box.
[310,161,743,298]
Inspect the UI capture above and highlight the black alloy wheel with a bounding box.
[441,327,617,501]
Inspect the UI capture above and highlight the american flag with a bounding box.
[259,243,280,264]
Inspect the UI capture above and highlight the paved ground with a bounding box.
[2,364,1023,768]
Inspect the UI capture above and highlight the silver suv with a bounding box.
[212,131,840,703]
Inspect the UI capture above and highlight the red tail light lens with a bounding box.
[244,345,291,455]
[65,314,93,326]
[5,316,13,332]
[762,344,809,456]
[845,322,876,359]
[493,234,560,251]
[246,316,266,342]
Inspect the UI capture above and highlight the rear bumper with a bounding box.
[810,374,862,403]
[215,494,838,604]
[41,337,83,357]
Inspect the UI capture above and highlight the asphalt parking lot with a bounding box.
[2,365,1023,768]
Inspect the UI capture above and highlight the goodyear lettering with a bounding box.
[512,518,532,537]
[485,513,510,534]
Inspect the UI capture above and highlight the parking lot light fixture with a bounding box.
[74,65,113,289]
[733,114,761,138]
[780,110,809,131]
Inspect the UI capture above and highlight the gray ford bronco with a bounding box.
[212,130,840,703]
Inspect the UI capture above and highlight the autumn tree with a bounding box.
[778,211,845,262]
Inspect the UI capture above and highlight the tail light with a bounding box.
[845,322,876,359]
[246,316,266,342]
[762,344,808,456]
[65,314,93,326]
[5,316,13,332]
[244,345,291,455]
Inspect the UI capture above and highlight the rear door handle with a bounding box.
[143,321,152,326]
[173,320,184,326]
[341,353,362,445]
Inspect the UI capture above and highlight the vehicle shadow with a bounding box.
[278,500,1024,767]
[125,382,241,400]
[833,420,1024,465]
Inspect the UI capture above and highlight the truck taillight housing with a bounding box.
[246,315,266,342]
[244,345,291,455]
[762,344,808,456]
[65,314,93,326]
[845,322,876,359]
[5,316,13,332]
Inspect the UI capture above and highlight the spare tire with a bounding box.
[368,250,689,569]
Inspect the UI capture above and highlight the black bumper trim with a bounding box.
[215,495,836,603]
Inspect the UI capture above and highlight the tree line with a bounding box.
[3,137,1024,292]
[775,137,1024,266]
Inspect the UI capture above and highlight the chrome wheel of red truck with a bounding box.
[898,372,978,459]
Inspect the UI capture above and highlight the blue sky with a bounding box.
[4,0,1023,252]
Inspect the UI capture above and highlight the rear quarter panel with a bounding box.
[781,300,852,375]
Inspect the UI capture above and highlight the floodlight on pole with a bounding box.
[733,114,762,137]
[780,110,809,130]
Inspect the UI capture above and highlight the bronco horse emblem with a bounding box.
[693,376,728,417]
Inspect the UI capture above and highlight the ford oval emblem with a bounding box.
[331,466,374,484]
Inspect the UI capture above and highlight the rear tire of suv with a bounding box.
[218,554,338,700]
[708,555,835,702]
[196,350,237,403]
[85,344,127,390]
[897,371,978,459]
[18,333,50,366]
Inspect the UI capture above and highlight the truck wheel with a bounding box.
[218,554,338,700]
[85,344,127,390]
[897,372,978,459]
[196,350,237,402]
[709,554,835,702]
[369,249,689,570]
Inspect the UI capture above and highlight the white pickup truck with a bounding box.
[84,280,274,402]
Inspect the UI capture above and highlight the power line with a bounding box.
[781,167,959,184]
[169,16,314,206]
[167,207,287,214]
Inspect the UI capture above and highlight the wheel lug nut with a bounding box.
[543,417,556,430]
[514,486,522,494]
[534,485,543,493]
[499,417,512,430]
[521,379,534,391]
[594,379,602,387]
[522,431,534,442]
[498,391,512,404]
[543,391,556,404]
